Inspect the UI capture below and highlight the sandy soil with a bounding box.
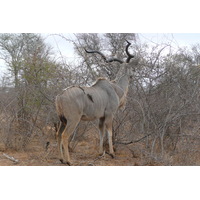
[0,131,156,166]
[0,127,199,166]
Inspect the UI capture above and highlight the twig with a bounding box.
[115,133,153,145]
[88,151,106,166]
[94,150,106,162]
[3,153,19,163]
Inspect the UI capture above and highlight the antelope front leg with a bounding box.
[105,115,115,158]
[99,117,106,156]
[57,128,65,163]
[107,127,115,158]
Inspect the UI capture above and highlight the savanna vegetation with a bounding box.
[0,33,199,165]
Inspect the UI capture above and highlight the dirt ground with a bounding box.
[0,140,146,166]
[0,130,160,166]
[0,127,199,166]
[0,147,137,166]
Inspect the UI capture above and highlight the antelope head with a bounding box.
[85,40,135,79]
[85,40,135,109]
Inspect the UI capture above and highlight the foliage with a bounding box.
[0,33,199,165]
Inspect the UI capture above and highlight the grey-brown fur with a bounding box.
[55,76,129,165]
[55,41,134,165]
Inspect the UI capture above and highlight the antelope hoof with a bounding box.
[60,159,71,166]
[99,150,106,157]
[106,152,115,158]
[99,153,104,157]
[110,153,115,159]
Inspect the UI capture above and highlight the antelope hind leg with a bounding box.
[60,120,80,165]
[61,132,71,165]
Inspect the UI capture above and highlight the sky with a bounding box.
[43,33,200,62]
[1,33,200,79]
[38,33,200,61]
[140,33,200,47]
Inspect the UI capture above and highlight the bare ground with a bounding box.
[0,126,199,166]
[0,132,159,166]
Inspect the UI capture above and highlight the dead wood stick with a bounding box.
[3,153,19,163]
[88,151,106,166]
[94,150,106,162]
[115,133,153,145]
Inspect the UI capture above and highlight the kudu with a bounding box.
[55,40,134,165]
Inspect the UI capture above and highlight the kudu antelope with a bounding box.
[55,40,134,165]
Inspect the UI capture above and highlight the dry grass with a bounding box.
[0,125,136,166]
[0,120,199,166]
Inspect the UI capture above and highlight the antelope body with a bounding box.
[55,41,134,165]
